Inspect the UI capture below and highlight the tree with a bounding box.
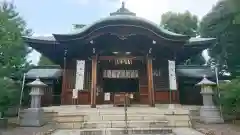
[0,1,32,79]
[160,11,205,64]
[218,79,240,120]
[0,78,19,118]
[199,0,240,120]
[199,0,240,75]
[38,55,55,66]
[0,1,31,119]
[160,11,199,37]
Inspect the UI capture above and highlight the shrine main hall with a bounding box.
[24,3,216,108]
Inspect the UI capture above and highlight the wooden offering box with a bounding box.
[114,93,130,106]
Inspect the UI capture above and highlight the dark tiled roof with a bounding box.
[25,65,62,79]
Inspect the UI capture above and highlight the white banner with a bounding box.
[75,60,85,90]
[72,89,78,99]
[168,60,177,90]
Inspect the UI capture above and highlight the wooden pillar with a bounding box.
[147,56,155,107]
[61,50,67,105]
[91,56,97,108]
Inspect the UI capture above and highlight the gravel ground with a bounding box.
[0,123,56,135]
[194,122,240,135]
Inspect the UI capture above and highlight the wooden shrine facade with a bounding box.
[61,56,174,107]
[23,3,215,107]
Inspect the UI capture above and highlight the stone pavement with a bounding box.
[173,128,203,135]
[195,122,240,135]
[0,123,56,135]
[50,128,204,135]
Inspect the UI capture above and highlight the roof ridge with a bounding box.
[33,65,61,69]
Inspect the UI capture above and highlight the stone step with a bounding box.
[97,115,166,121]
[82,120,169,128]
[107,128,173,135]
[51,128,174,135]
[189,109,200,122]
[98,108,164,112]
[98,112,165,115]
[165,114,191,127]
[54,115,85,123]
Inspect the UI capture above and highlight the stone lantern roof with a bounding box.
[196,75,216,86]
[27,77,47,87]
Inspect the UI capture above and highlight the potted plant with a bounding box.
[0,78,19,129]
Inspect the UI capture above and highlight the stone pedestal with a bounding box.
[20,77,47,127]
[196,76,224,124]
[20,108,45,126]
[200,106,223,123]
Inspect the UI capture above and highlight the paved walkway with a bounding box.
[50,128,204,135]
[195,122,240,135]
[0,124,55,135]
[173,128,203,135]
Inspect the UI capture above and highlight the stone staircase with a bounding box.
[82,107,169,128]
[42,105,192,130]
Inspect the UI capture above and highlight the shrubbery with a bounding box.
[0,78,20,118]
[218,78,240,120]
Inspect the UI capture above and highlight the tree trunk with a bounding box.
[0,112,4,118]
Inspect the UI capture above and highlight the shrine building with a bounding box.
[23,3,216,108]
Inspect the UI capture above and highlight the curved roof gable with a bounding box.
[53,2,190,42]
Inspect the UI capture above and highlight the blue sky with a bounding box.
[8,0,219,64]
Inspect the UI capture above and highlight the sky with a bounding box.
[9,0,219,64]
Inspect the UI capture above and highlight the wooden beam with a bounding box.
[147,56,155,107]
[91,56,97,108]
[98,56,144,60]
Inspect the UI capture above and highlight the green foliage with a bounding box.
[0,1,31,116]
[161,11,199,36]
[38,55,55,66]
[218,79,240,119]
[199,0,240,75]
[0,78,19,117]
[0,1,32,79]
[160,11,205,64]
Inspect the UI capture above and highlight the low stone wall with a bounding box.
[5,106,18,117]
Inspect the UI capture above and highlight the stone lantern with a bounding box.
[20,77,47,126]
[196,75,223,124]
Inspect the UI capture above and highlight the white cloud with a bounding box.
[27,49,41,65]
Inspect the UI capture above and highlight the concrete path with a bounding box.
[0,124,55,135]
[195,122,240,135]
[173,128,204,135]
[50,128,203,135]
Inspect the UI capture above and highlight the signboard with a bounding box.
[104,93,110,101]
[103,70,138,78]
[168,60,177,90]
[75,60,85,90]
[72,89,78,99]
